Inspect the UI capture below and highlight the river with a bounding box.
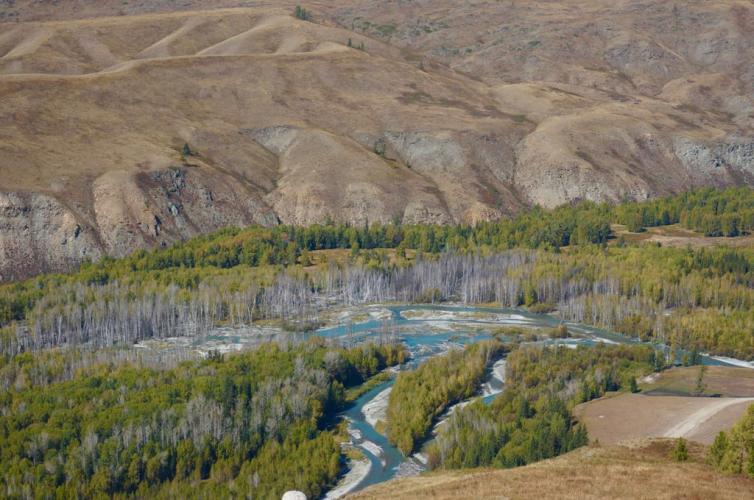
[137,303,750,496]
[315,304,750,497]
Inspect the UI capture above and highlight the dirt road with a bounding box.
[663,398,754,439]
[575,394,754,445]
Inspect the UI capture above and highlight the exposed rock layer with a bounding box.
[0,3,752,280]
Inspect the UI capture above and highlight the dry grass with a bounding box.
[612,224,754,248]
[1,1,752,281]
[0,6,527,279]
[575,392,754,445]
[350,439,754,499]
[643,366,754,397]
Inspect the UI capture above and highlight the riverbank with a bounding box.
[324,458,371,499]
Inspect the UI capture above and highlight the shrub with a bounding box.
[673,438,689,462]
[294,6,311,21]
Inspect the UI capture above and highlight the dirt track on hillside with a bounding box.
[575,393,754,445]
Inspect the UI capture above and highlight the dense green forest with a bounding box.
[386,340,506,454]
[0,341,407,498]
[427,344,657,469]
[614,187,754,235]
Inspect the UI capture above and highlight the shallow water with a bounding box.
[150,303,745,496]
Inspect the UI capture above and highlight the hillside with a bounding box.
[1,1,753,280]
[349,439,754,499]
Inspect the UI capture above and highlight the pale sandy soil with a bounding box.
[361,387,391,428]
[325,458,371,500]
[575,393,754,445]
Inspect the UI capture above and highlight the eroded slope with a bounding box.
[0,3,752,280]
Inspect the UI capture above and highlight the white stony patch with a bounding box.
[491,358,506,384]
[413,452,429,465]
[481,358,507,397]
[368,308,393,321]
[324,458,371,499]
[361,440,384,458]
[590,335,619,345]
[347,424,363,442]
[710,356,754,369]
[393,456,425,478]
[433,400,472,435]
[362,387,392,428]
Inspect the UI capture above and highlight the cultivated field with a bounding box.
[575,393,754,445]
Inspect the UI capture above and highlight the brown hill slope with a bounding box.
[349,439,754,499]
[0,3,752,280]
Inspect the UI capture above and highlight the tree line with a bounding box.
[5,242,754,360]
[614,187,754,235]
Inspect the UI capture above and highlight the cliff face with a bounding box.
[0,2,752,280]
[0,192,101,282]
[0,165,278,281]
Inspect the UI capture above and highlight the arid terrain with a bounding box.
[350,439,754,499]
[1,0,753,280]
[575,367,754,445]
[576,393,754,445]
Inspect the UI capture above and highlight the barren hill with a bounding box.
[0,1,752,280]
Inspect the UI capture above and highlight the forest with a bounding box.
[427,344,657,469]
[0,340,407,499]
[4,241,754,362]
[613,187,754,235]
[386,340,506,454]
[2,187,754,497]
[2,189,754,362]
[2,185,746,306]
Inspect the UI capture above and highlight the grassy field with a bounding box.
[573,366,754,446]
[349,439,754,499]
[642,366,754,397]
[611,224,754,248]
[575,393,754,445]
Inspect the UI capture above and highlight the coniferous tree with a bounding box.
[673,438,689,462]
